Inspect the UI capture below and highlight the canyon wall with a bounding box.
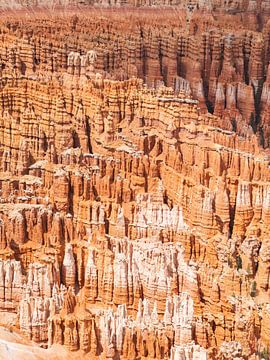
[1,8,270,145]
[0,8,269,360]
[4,0,270,11]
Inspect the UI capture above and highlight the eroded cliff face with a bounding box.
[0,8,270,360]
[4,0,270,11]
[2,8,270,143]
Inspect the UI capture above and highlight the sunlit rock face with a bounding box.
[0,6,270,360]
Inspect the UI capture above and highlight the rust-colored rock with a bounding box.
[0,6,270,360]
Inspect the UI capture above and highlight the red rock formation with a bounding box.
[0,7,269,360]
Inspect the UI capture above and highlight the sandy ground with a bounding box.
[0,326,84,360]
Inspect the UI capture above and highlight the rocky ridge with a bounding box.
[0,8,269,360]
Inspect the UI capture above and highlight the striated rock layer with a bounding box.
[0,7,270,360]
[2,6,270,143]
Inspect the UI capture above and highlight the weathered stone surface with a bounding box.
[0,6,270,360]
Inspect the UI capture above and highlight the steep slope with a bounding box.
[0,8,269,360]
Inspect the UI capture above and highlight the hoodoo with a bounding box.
[0,3,269,360]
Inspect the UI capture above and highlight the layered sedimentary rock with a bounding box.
[0,7,270,360]
[4,0,270,11]
[1,7,270,145]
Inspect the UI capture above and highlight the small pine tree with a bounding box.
[250,281,257,297]
[236,255,242,270]
[259,347,270,360]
